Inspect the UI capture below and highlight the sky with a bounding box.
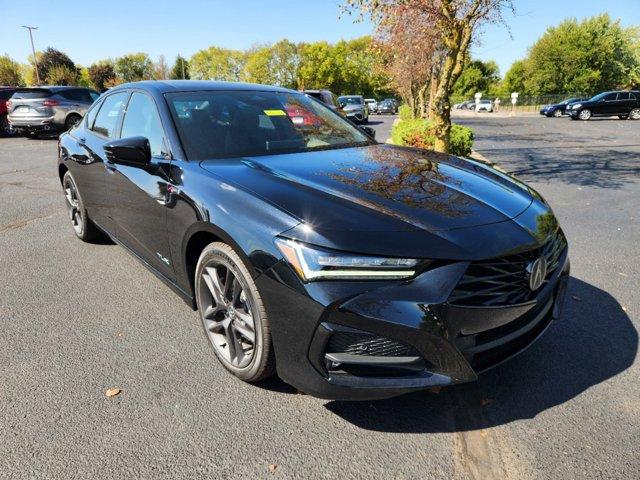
[1,0,639,77]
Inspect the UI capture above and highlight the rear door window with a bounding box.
[603,93,617,101]
[617,92,630,101]
[91,92,128,138]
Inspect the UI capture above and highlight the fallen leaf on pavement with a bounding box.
[105,388,121,397]
[268,464,278,474]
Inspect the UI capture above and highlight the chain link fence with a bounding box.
[451,93,590,112]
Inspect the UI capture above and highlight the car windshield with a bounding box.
[167,90,373,160]
[338,96,362,105]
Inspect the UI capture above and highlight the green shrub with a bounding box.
[391,118,474,157]
[398,104,414,121]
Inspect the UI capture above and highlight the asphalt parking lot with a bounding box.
[1,115,638,479]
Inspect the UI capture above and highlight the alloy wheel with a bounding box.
[553,109,562,117]
[630,108,640,120]
[579,109,591,120]
[199,262,256,369]
[63,177,83,236]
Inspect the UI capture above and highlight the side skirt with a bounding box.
[93,220,197,310]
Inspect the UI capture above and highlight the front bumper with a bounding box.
[344,110,365,122]
[567,109,580,118]
[258,249,570,400]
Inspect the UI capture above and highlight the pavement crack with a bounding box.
[0,210,62,234]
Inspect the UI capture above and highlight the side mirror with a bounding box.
[104,136,151,166]
[359,125,376,139]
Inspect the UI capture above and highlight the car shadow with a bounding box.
[324,277,637,433]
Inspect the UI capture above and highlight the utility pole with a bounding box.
[181,56,185,80]
[22,25,40,85]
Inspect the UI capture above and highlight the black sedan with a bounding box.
[57,81,569,400]
[539,97,587,117]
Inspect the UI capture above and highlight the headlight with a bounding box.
[275,238,419,281]
[572,104,581,109]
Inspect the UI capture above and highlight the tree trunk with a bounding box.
[431,22,473,153]
[427,68,439,120]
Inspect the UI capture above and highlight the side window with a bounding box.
[85,99,103,129]
[603,93,617,101]
[617,92,630,101]
[91,92,128,138]
[120,92,166,157]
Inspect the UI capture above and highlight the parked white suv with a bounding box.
[475,99,493,112]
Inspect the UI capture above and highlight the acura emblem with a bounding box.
[527,257,548,291]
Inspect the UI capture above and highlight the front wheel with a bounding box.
[629,108,640,120]
[553,109,563,118]
[62,171,102,242]
[578,109,592,121]
[195,242,275,383]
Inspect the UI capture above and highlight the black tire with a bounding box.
[62,171,103,242]
[1,114,16,137]
[195,242,276,383]
[65,114,82,131]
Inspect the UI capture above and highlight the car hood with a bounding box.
[199,144,535,237]
[342,104,364,111]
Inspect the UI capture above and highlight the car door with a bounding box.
[598,92,618,115]
[106,91,175,280]
[78,91,129,233]
[615,92,632,114]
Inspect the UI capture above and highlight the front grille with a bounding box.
[449,231,567,307]
[326,330,419,357]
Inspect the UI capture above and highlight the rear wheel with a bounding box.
[62,171,102,242]
[195,242,275,383]
[1,114,16,137]
[65,114,82,131]
[629,108,640,120]
[578,109,592,121]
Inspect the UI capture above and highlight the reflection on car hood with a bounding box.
[200,144,535,237]
[342,104,363,111]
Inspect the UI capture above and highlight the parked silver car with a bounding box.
[338,95,369,124]
[7,86,99,137]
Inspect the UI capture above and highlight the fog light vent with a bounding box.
[326,330,419,358]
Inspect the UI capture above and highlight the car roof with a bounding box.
[111,80,295,94]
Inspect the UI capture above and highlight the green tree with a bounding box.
[88,61,116,91]
[114,53,154,82]
[189,47,245,81]
[453,59,500,96]
[0,55,24,86]
[170,55,190,79]
[243,39,300,88]
[518,14,639,94]
[37,47,79,84]
[502,59,528,94]
[47,64,79,85]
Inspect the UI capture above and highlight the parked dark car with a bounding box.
[58,81,569,400]
[303,89,340,111]
[377,99,397,115]
[539,97,588,117]
[7,86,99,137]
[567,91,640,120]
[380,98,398,113]
[454,100,476,110]
[0,87,19,136]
